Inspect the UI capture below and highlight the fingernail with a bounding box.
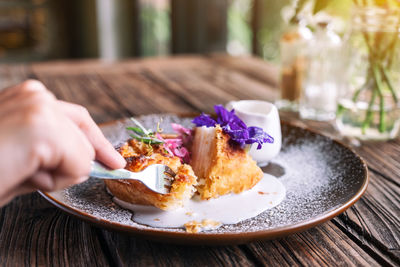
[107,143,126,168]
[115,153,126,168]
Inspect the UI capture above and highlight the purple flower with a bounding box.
[191,113,216,127]
[214,105,247,130]
[192,105,274,149]
[247,126,274,149]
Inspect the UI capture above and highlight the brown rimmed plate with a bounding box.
[39,114,368,245]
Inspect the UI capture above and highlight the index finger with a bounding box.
[57,101,126,169]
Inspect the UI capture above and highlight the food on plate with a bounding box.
[184,219,222,233]
[191,105,273,199]
[105,105,274,212]
[191,125,264,199]
[105,126,197,211]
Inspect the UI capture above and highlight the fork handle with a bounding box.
[90,161,133,179]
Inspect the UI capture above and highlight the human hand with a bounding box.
[0,80,126,206]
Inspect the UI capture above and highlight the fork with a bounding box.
[90,161,175,194]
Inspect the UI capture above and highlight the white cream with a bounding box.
[112,173,285,230]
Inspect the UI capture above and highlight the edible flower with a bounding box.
[171,123,193,146]
[165,123,192,163]
[192,105,273,149]
[157,134,191,163]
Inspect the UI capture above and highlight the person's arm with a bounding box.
[0,80,125,206]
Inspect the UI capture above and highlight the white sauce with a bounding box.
[112,173,286,230]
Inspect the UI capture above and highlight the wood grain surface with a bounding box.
[0,55,399,266]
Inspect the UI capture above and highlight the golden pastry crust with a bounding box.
[190,125,263,200]
[119,139,181,173]
[104,139,197,211]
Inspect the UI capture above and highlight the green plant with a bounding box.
[337,0,400,134]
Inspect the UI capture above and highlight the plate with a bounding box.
[39,114,368,245]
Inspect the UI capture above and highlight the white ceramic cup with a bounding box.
[226,100,282,166]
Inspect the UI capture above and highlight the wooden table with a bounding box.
[0,55,399,266]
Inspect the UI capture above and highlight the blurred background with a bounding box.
[0,0,350,63]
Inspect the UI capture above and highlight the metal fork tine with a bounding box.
[90,161,176,194]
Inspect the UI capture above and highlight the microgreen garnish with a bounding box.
[156,119,164,133]
[127,118,164,145]
[130,118,151,135]
[125,119,192,163]
[192,105,274,149]
[126,126,146,136]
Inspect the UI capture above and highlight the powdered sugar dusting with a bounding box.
[56,115,366,234]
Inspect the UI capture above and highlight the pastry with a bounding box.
[105,139,197,211]
[190,125,263,199]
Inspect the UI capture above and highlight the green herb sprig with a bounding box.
[351,0,400,134]
[126,118,164,145]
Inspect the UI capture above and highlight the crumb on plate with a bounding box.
[184,219,221,233]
